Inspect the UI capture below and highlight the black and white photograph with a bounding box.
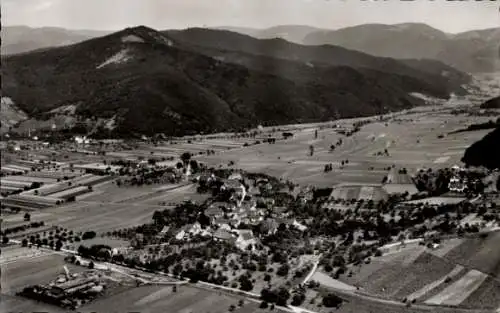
[1,0,499,312]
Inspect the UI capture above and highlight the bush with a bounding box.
[260,301,268,309]
[277,264,290,276]
[239,276,254,291]
[322,293,343,308]
[291,292,306,306]
[82,231,96,240]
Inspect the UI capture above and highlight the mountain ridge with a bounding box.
[1,26,471,137]
[302,24,500,73]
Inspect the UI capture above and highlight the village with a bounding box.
[2,120,499,312]
[1,99,500,313]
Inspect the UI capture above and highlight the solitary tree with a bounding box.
[24,213,31,221]
[180,152,191,165]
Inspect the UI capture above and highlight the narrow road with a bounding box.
[5,239,492,313]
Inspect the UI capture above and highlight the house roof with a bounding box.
[160,226,170,234]
[238,230,255,241]
[260,218,278,232]
[214,218,231,225]
[213,229,235,241]
[210,201,231,209]
[224,179,244,189]
[273,206,288,214]
[181,222,199,232]
[228,173,243,180]
[240,200,256,211]
[205,206,224,216]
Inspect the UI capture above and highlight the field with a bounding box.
[0,249,83,294]
[439,231,500,278]
[329,184,389,201]
[81,284,272,313]
[326,234,500,309]
[0,294,68,313]
[195,110,493,187]
[1,182,202,235]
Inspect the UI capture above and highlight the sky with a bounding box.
[2,0,499,34]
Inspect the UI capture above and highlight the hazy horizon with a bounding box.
[4,22,499,35]
[2,0,499,34]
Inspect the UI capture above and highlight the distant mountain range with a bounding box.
[1,26,110,55]
[214,25,327,44]
[2,26,470,137]
[3,23,498,73]
[218,23,500,73]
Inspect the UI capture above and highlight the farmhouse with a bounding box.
[241,211,264,225]
[237,200,257,213]
[260,218,279,235]
[228,173,243,181]
[448,176,467,193]
[214,218,239,229]
[175,222,203,240]
[51,274,99,296]
[156,225,170,238]
[271,206,289,218]
[235,230,258,250]
[213,229,236,243]
[204,206,224,220]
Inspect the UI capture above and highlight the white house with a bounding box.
[175,222,202,240]
[235,230,258,251]
[448,177,466,193]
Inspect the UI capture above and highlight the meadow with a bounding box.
[196,110,493,187]
[82,284,273,313]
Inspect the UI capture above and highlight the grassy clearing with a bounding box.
[82,284,269,313]
[442,232,500,278]
[406,265,465,301]
[425,269,488,306]
[196,112,492,187]
[0,294,67,313]
[460,276,500,309]
[312,271,357,291]
[82,184,161,202]
[31,183,200,234]
[339,248,460,302]
[39,201,161,233]
[1,252,82,294]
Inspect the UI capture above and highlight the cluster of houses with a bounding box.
[167,172,308,251]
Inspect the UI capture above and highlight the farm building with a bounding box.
[174,222,204,240]
[448,176,467,193]
[235,230,257,250]
[204,206,224,220]
[213,229,236,243]
[51,274,99,295]
[260,218,279,235]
